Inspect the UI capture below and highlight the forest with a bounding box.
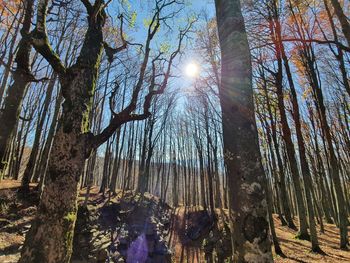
[0,0,349,262]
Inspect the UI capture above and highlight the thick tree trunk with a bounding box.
[19,78,97,262]
[19,126,89,263]
[214,0,272,261]
[19,5,105,261]
[138,119,150,193]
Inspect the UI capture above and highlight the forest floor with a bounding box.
[273,215,350,262]
[168,206,207,262]
[0,179,350,262]
[169,207,350,263]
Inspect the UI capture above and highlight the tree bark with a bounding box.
[214,0,272,261]
[19,2,105,261]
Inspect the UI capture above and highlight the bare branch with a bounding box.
[104,14,127,63]
[19,115,34,122]
[30,76,51,83]
[282,38,350,53]
[91,16,196,149]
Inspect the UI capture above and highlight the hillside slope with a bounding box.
[0,180,349,262]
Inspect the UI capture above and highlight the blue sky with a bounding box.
[104,0,217,105]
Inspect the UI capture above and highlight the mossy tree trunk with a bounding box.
[19,0,189,261]
[214,0,273,261]
[19,0,105,261]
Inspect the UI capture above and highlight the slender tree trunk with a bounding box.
[21,73,57,192]
[100,139,112,194]
[274,59,309,240]
[12,122,24,180]
[330,0,350,46]
[0,0,34,175]
[280,39,320,250]
[265,170,283,256]
[36,91,63,191]
[172,148,179,207]
[260,65,295,229]
[267,4,310,239]
[0,9,23,105]
[109,127,121,193]
[303,45,348,248]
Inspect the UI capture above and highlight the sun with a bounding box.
[185,62,200,78]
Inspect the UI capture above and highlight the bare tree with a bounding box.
[19,0,193,261]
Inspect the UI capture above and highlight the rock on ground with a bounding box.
[72,191,173,263]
